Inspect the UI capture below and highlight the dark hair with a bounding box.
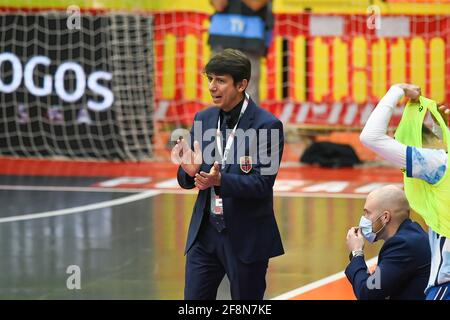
[204,48,251,84]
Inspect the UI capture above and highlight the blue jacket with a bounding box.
[345,219,431,300]
[208,0,274,55]
[177,99,284,263]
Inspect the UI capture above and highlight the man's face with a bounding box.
[363,196,386,234]
[207,73,245,111]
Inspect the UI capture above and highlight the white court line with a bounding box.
[153,189,369,198]
[274,192,368,199]
[271,256,378,300]
[0,185,145,193]
[0,184,369,198]
[0,189,161,224]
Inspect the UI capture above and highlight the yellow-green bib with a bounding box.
[394,96,450,237]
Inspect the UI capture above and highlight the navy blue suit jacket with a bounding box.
[345,219,431,300]
[177,99,284,263]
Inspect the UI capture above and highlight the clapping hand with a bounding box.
[194,161,221,190]
[171,138,202,177]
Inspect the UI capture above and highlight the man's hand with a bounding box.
[194,161,221,190]
[171,138,202,177]
[346,227,365,252]
[438,105,449,126]
[210,0,228,11]
[397,83,421,102]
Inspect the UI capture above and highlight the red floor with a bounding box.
[0,157,402,182]
[0,156,400,299]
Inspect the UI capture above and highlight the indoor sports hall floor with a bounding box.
[0,157,425,300]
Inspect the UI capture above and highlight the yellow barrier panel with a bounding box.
[332,38,348,101]
[274,0,450,15]
[275,36,284,101]
[313,198,327,271]
[260,57,268,102]
[430,38,445,103]
[371,39,387,100]
[352,37,367,103]
[313,37,329,103]
[160,32,446,106]
[294,36,306,102]
[390,39,406,86]
[331,198,350,264]
[4,0,450,14]
[165,194,177,252]
[410,37,427,96]
[201,20,212,105]
[162,33,176,99]
[5,0,215,13]
[184,34,198,100]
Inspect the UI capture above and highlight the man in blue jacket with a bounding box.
[171,49,284,300]
[345,185,431,299]
[208,0,273,104]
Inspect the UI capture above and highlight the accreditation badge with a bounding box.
[213,195,223,215]
[210,188,223,215]
[239,156,252,173]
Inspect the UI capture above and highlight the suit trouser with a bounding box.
[184,219,268,300]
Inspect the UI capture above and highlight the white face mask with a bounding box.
[359,213,386,243]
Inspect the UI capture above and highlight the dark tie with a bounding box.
[221,113,231,152]
[223,113,232,130]
[209,113,229,232]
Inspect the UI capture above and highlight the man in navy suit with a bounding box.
[171,49,284,300]
[345,185,431,300]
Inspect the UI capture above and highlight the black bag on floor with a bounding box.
[300,142,361,168]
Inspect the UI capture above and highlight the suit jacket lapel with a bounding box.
[205,107,220,132]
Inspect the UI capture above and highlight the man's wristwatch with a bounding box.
[349,249,364,261]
